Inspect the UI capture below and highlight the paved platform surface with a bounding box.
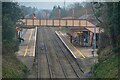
[16,28,37,78]
[55,31,98,74]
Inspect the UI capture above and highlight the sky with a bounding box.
[18,2,73,10]
[15,0,87,10]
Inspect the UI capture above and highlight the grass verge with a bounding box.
[93,55,118,78]
[2,49,28,79]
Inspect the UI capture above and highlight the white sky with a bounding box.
[18,2,73,10]
[15,0,86,9]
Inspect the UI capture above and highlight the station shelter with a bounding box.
[67,27,103,47]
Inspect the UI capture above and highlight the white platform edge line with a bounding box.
[55,31,77,58]
[33,27,37,56]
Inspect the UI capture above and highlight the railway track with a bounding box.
[50,27,84,78]
[41,28,53,78]
[44,27,71,78]
[35,27,84,78]
[45,27,77,78]
[41,27,65,78]
[45,27,84,78]
[36,27,52,78]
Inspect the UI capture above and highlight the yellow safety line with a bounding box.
[59,31,86,58]
[24,30,33,57]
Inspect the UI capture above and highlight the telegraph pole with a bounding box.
[64,0,66,10]
[58,5,61,19]
[72,7,74,19]
[45,11,48,19]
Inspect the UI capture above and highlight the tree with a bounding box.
[91,2,120,52]
[2,2,23,53]
[67,3,85,18]
[107,2,119,52]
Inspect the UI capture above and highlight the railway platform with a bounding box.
[55,31,98,74]
[16,27,37,78]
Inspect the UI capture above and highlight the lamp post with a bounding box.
[90,2,97,76]
[93,26,96,57]
[91,25,96,75]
